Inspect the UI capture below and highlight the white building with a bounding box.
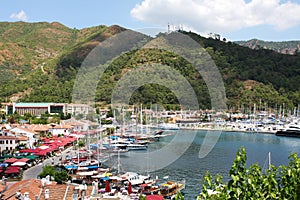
[66,104,93,116]
[10,127,37,148]
[48,124,73,136]
[0,135,19,152]
[6,102,66,116]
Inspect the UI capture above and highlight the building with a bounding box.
[66,104,92,116]
[1,178,94,200]
[5,103,94,117]
[0,135,19,153]
[6,103,66,116]
[48,124,73,136]
[10,127,37,148]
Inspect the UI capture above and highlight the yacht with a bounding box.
[275,124,300,137]
[158,123,180,130]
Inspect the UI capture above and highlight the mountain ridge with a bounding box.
[0,21,299,111]
[235,38,300,55]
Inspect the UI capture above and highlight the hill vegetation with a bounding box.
[0,22,300,112]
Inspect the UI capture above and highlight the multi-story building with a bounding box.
[6,102,66,116]
[66,104,92,116]
[5,102,94,117]
[0,135,19,152]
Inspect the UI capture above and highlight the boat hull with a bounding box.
[275,130,300,138]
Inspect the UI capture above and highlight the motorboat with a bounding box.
[275,124,300,137]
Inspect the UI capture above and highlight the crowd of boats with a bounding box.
[51,108,300,199]
[59,126,186,199]
[155,111,300,137]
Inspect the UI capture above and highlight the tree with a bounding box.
[198,147,300,199]
[175,192,185,200]
[39,165,70,184]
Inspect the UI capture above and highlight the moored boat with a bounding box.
[159,179,185,199]
[275,125,300,138]
[158,123,180,130]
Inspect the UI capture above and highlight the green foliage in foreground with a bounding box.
[198,147,300,199]
[39,165,70,184]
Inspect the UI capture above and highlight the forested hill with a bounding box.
[0,22,300,111]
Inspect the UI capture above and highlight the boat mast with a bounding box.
[268,152,271,170]
[140,104,143,134]
[98,114,102,167]
[122,107,125,137]
[117,149,120,175]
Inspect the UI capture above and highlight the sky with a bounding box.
[1,0,300,41]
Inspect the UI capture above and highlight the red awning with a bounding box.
[4,166,21,174]
[4,158,18,163]
[146,195,164,200]
[18,158,29,163]
[4,168,20,174]
[7,166,21,170]
[34,150,48,156]
[19,149,40,153]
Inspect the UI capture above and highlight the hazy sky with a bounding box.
[1,0,300,41]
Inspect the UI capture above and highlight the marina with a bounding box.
[64,128,300,199]
[2,109,300,199]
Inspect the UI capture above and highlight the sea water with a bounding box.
[111,130,300,199]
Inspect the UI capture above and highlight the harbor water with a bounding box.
[107,130,300,199]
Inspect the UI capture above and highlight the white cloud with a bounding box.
[10,10,28,21]
[130,0,300,34]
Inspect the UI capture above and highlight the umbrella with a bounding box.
[4,158,18,163]
[0,163,8,167]
[25,155,38,160]
[146,195,164,200]
[34,150,48,156]
[127,181,132,194]
[11,161,27,166]
[101,177,110,181]
[7,166,21,170]
[39,145,49,150]
[18,158,29,163]
[103,172,112,177]
[105,180,111,192]
[4,168,20,174]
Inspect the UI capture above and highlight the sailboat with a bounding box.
[262,152,272,172]
[93,116,109,164]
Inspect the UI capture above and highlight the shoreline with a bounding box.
[175,126,276,134]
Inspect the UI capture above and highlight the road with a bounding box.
[22,147,74,180]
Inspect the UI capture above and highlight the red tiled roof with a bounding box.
[18,136,28,141]
[2,179,42,200]
[3,178,95,200]
[0,181,5,192]
[38,183,93,200]
[0,136,18,140]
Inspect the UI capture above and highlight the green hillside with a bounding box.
[0,22,299,112]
